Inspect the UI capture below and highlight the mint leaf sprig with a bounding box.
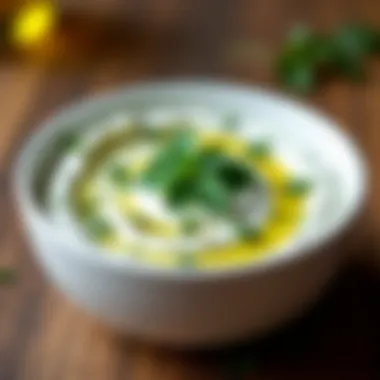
[142,131,256,216]
[277,23,380,93]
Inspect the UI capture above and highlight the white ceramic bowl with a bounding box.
[14,81,367,347]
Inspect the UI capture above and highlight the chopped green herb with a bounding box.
[208,154,254,191]
[277,25,327,93]
[75,199,97,218]
[0,268,16,285]
[71,186,97,218]
[334,24,378,55]
[237,224,262,242]
[196,176,230,213]
[375,30,380,53]
[279,60,316,93]
[166,176,196,207]
[74,199,97,218]
[330,24,378,80]
[108,163,131,188]
[85,216,112,240]
[142,132,256,216]
[143,130,198,190]
[130,213,152,232]
[181,218,201,235]
[285,178,313,196]
[277,23,380,93]
[249,141,271,160]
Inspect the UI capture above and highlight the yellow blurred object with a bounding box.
[10,1,57,49]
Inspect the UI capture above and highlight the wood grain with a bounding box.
[1,0,380,379]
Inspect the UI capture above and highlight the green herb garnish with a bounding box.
[237,224,262,242]
[277,23,380,93]
[285,178,313,196]
[143,130,198,190]
[181,218,201,235]
[108,163,131,188]
[85,216,112,240]
[249,141,271,160]
[277,25,327,93]
[195,175,231,213]
[208,153,254,190]
[71,182,97,218]
[332,24,379,79]
[75,199,97,218]
[143,131,256,215]
[130,213,152,232]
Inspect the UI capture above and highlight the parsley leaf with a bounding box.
[277,26,328,93]
[330,24,378,80]
[277,23,380,93]
[181,218,201,235]
[143,130,198,190]
[142,132,256,216]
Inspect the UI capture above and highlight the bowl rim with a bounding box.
[13,79,368,281]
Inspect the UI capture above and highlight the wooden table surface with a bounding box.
[1,0,380,379]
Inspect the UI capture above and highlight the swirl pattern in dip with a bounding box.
[49,110,314,270]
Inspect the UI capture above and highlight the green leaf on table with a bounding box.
[333,24,378,55]
[276,23,380,93]
[278,59,316,93]
[374,30,380,52]
[276,25,331,93]
[330,24,378,80]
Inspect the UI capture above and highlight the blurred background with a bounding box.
[1,1,380,379]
